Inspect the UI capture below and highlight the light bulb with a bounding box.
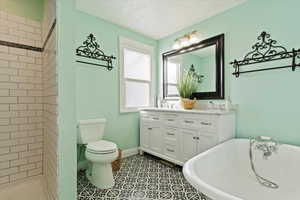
[190,35,200,44]
[181,36,189,47]
[172,31,199,50]
[172,40,181,49]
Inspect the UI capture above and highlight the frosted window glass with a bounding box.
[167,62,179,84]
[124,48,151,81]
[125,81,150,107]
[168,85,179,95]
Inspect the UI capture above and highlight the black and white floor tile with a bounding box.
[77,154,211,200]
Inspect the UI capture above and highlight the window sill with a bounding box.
[120,106,151,114]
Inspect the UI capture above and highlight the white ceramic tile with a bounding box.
[0,97,17,104]
[0,153,18,161]
[7,14,26,24]
[9,171,27,182]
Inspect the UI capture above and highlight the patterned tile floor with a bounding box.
[77,154,211,200]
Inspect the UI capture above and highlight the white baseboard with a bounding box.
[122,147,139,158]
[77,147,139,171]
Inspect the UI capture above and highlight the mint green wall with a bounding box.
[182,54,202,71]
[159,0,300,146]
[0,0,44,21]
[75,12,157,152]
[57,0,77,199]
[57,0,157,199]
[57,0,300,199]
[197,55,216,92]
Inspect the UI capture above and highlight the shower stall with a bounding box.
[0,0,58,199]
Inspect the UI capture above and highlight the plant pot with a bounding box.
[181,98,197,109]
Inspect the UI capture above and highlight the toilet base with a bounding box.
[86,162,115,189]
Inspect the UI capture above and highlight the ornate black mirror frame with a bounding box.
[162,34,224,100]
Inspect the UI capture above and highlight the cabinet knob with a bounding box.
[201,122,212,126]
[184,120,194,124]
[166,148,175,152]
[148,128,152,130]
[167,132,175,136]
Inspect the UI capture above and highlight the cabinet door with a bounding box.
[197,133,217,153]
[140,124,150,149]
[180,129,198,162]
[149,126,162,153]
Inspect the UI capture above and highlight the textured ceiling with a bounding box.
[76,0,247,39]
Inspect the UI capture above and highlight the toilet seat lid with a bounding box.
[86,140,117,153]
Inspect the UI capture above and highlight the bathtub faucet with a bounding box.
[251,136,279,159]
[249,136,279,189]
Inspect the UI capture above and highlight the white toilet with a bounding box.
[77,119,118,189]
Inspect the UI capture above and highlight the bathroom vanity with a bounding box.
[139,108,235,166]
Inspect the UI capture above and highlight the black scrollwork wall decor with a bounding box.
[230,31,300,77]
[189,64,204,83]
[76,33,116,70]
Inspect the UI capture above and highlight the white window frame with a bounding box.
[166,60,181,92]
[165,58,182,99]
[119,37,155,113]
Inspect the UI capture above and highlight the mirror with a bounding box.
[163,34,224,99]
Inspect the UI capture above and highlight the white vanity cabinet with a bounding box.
[139,108,235,166]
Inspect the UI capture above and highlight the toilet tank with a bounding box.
[77,119,106,144]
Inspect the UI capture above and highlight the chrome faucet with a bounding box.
[249,136,279,189]
[251,136,278,159]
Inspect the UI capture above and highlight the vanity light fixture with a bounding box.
[172,31,200,50]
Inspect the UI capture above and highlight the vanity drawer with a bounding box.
[164,117,177,124]
[161,113,178,125]
[140,112,161,122]
[181,118,199,128]
[164,127,177,141]
[199,117,217,132]
[164,143,177,159]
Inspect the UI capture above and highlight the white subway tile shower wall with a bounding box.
[0,12,42,48]
[42,23,58,200]
[42,0,58,199]
[0,12,43,185]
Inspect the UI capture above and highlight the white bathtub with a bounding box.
[183,138,300,200]
[0,177,48,200]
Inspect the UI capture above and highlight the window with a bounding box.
[166,61,181,96]
[120,37,155,112]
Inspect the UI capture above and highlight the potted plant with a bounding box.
[177,72,199,109]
